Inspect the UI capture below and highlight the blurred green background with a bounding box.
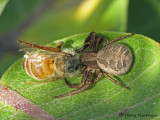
[0,0,160,78]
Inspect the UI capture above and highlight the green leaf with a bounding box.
[0,0,8,16]
[1,31,160,120]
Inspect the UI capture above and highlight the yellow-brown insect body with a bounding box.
[23,52,65,80]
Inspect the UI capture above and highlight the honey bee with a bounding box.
[18,40,81,83]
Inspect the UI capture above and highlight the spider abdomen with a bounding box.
[97,44,132,76]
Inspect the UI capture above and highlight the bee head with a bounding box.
[64,54,81,77]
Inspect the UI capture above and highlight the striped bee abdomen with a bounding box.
[23,53,56,80]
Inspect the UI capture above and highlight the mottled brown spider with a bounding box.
[55,32,134,98]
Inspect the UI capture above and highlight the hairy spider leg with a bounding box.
[107,33,135,45]
[75,32,92,53]
[55,70,93,98]
[95,36,102,51]
[89,32,97,51]
[102,36,107,47]
[103,72,130,89]
[81,66,87,73]
[76,32,98,53]
[94,70,103,83]
[64,70,88,89]
[76,44,89,53]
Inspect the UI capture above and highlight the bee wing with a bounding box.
[19,48,61,55]
[19,48,38,53]
[23,50,66,60]
[35,50,60,54]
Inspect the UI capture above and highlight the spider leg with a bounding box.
[108,33,135,45]
[76,32,97,53]
[94,70,103,83]
[84,32,93,43]
[102,36,107,47]
[89,32,97,51]
[76,44,89,53]
[89,32,103,52]
[64,70,88,88]
[55,71,93,98]
[75,32,92,53]
[81,66,87,73]
[103,72,130,89]
[18,40,63,52]
[95,36,101,52]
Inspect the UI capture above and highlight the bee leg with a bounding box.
[103,72,130,90]
[18,40,62,52]
[56,42,64,49]
[108,33,135,45]
[64,70,88,88]
[55,71,93,98]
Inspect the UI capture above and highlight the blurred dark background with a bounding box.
[0,0,160,78]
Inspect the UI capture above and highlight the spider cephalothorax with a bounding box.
[55,32,134,98]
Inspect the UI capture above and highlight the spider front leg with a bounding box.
[103,72,130,89]
[76,44,89,53]
[64,70,88,89]
[89,32,97,51]
[76,32,97,53]
[94,70,103,83]
[107,33,135,45]
[55,70,93,98]
[102,36,107,47]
